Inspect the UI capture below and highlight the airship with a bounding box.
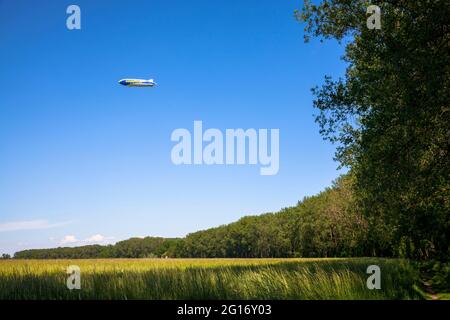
[118,78,156,87]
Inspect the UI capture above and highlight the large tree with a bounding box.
[297,0,449,259]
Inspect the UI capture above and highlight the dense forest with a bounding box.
[11,174,410,259]
[297,0,449,261]
[10,0,449,262]
[14,175,371,259]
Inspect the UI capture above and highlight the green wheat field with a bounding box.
[0,258,424,300]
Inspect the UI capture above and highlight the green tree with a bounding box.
[297,0,449,260]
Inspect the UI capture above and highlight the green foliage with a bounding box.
[173,175,368,258]
[419,261,450,292]
[113,237,179,258]
[15,175,372,259]
[297,0,450,260]
[14,238,179,259]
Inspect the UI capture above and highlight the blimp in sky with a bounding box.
[118,78,156,87]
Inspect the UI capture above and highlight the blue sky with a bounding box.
[0,0,347,255]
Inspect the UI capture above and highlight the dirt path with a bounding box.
[421,279,439,300]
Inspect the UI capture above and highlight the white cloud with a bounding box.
[0,220,70,232]
[85,234,114,244]
[84,234,107,243]
[59,234,114,246]
[60,235,78,245]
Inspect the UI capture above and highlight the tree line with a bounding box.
[296,0,448,261]
[14,175,373,259]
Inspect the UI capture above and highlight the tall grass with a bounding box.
[0,258,422,300]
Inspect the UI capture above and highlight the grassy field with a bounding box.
[0,258,423,300]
